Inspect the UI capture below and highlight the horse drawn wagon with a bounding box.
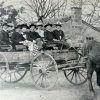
[0,40,87,90]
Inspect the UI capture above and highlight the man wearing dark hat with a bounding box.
[0,23,10,45]
[52,22,69,49]
[44,23,54,42]
[29,24,42,41]
[53,22,65,41]
[11,25,25,50]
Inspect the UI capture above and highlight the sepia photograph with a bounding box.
[0,0,100,100]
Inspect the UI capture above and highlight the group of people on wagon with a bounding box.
[0,22,69,51]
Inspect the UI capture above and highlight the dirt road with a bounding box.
[0,71,100,100]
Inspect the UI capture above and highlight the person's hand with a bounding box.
[53,39,58,41]
[19,41,23,43]
[33,40,36,43]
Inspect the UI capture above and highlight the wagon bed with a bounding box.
[0,43,87,90]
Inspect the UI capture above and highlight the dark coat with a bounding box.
[11,32,25,45]
[28,31,41,41]
[44,30,54,41]
[53,29,65,40]
[0,30,9,44]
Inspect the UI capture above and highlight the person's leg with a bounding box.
[87,58,96,93]
[95,64,100,86]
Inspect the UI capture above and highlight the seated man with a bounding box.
[44,23,54,42]
[0,23,10,45]
[44,23,55,50]
[11,25,26,50]
[52,22,69,49]
[29,23,42,41]
[53,22,65,41]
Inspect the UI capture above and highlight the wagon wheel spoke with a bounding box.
[66,70,73,77]
[4,72,8,81]
[40,75,44,87]
[0,70,6,78]
[16,71,23,77]
[70,71,75,81]
[9,73,11,82]
[75,72,77,84]
[35,74,42,84]
[79,68,87,73]
[44,75,47,88]
[77,72,82,82]
[14,73,17,81]
[44,75,50,88]
[78,71,86,80]
[33,73,41,77]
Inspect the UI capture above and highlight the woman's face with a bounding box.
[22,27,27,32]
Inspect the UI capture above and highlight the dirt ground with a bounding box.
[0,70,100,100]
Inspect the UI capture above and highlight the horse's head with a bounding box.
[82,39,94,57]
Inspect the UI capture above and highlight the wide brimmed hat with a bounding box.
[20,24,29,29]
[44,23,52,27]
[2,23,12,27]
[36,22,43,27]
[29,23,36,28]
[15,25,22,29]
[54,21,62,27]
[86,36,94,40]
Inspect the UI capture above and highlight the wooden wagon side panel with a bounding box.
[45,50,78,61]
[0,52,31,63]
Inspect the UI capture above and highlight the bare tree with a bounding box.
[71,0,100,25]
[23,0,66,22]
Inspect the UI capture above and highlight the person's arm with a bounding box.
[11,33,19,44]
[44,31,47,40]
[61,30,65,40]
[2,32,9,42]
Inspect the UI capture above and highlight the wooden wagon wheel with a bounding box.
[0,53,27,83]
[30,52,58,90]
[63,66,87,85]
[63,53,87,85]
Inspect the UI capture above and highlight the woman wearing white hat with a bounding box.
[36,22,44,38]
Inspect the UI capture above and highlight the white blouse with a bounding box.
[36,30,44,37]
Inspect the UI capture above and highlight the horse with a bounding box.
[82,38,100,95]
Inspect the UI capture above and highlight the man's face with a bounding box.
[30,26,35,32]
[22,27,27,32]
[57,26,61,30]
[3,26,8,31]
[16,28,21,33]
[46,26,51,30]
[26,28,30,32]
[52,25,57,30]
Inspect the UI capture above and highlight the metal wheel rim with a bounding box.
[30,52,58,90]
[63,67,87,85]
